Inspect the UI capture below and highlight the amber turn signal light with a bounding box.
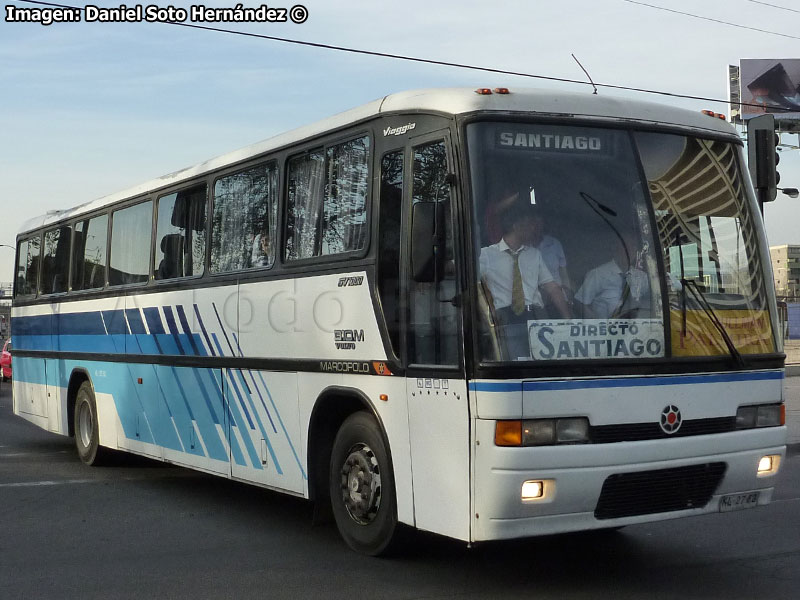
[495,420,522,446]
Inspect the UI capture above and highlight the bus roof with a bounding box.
[20,87,739,234]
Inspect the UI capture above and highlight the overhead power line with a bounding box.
[621,0,800,40]
[11,0,796,113]
[747,0,800,14]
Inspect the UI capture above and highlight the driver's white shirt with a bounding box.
[575,259,648,318]
[479,238,554,309]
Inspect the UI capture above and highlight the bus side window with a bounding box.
[40,225,72,295]
[110,201,152,286]
[322,136,370,255]
[378,150,403,357]
[286,149,325,261]
[286,135,370,261]
[71,214,108,291]
[15,236,41,297]
[211,162,278,273]
[155,183,207,280]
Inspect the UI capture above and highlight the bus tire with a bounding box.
[74,381,108,466]
[329,411,398,556]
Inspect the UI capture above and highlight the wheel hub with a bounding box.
[340,443,381,525]
[78,399,93,449]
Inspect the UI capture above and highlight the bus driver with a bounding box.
[480,204,571,358]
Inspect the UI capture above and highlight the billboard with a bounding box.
[740,59,800,130]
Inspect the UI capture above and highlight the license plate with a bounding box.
[719,492,760,513]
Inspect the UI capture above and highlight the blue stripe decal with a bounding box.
[194,304,216,357]
[13,313,106,336]
[471,371,784,393]
[195,366,236,461]
[232,365,282,474]
[176,305,202,357]
[468,382,523,393]
[137,333,162,355]
[212,318,281,473]
[232,333,277,433]
[162,306,187,356]
[211,303,236,359]
[168,367,195,420]
[247,371,277,433]
[196,369,244,464]
[174,367,219,456]
[126,309,147,335]
[222,362,255,430]
[224,373,262,469]
[102,310,129,335]
[209,305,258,430]
[14,303,303,477]
[143,307,166,335]
[207,333,244,464]
[190,365,221,425]
[129,363,181,451]
[211,333,260,469]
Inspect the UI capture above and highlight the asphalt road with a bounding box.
[1,379,799,600]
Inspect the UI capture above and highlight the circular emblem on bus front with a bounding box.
[660,405,682,434]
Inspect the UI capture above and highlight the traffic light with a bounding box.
[754,129,779,202]
[748,114,779,206]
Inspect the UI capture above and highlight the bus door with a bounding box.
[402,131,471,540]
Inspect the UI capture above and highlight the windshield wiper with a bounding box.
[681,278,746,369]
[675,231,745,369]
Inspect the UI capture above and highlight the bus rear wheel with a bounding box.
[329,412,398,556]
[74,381,108,466]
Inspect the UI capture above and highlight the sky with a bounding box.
[1,0,798,283]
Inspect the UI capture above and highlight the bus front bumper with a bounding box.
[471,421,787,542]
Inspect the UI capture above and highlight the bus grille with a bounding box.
[594,463,727,520]
[590,417,736,443]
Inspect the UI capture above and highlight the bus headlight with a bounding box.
[556,418,590,443]
[736,404,784,429]
[496,418,590,446]
[522,420,556,445]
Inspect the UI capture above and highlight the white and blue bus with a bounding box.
[12,88,787,554]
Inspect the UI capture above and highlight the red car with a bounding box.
[1,339,10,381]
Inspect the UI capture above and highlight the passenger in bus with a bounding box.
[157,234,185,280]
[480,204,571,358]
[574,233,650,319]
[250,219,271,268]
[528,207,573,306]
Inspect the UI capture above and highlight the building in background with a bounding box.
[0,282,11,339]
[770,246,800,341]
[771,245,800,300]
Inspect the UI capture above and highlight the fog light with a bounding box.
[521,480,544,500]
[757,455,781,476]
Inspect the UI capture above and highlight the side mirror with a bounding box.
[411,201,446,283]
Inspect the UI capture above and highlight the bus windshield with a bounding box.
[467,121,775,363]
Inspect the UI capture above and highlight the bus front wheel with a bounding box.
[74,381,108,466]
[329,411,398,556]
